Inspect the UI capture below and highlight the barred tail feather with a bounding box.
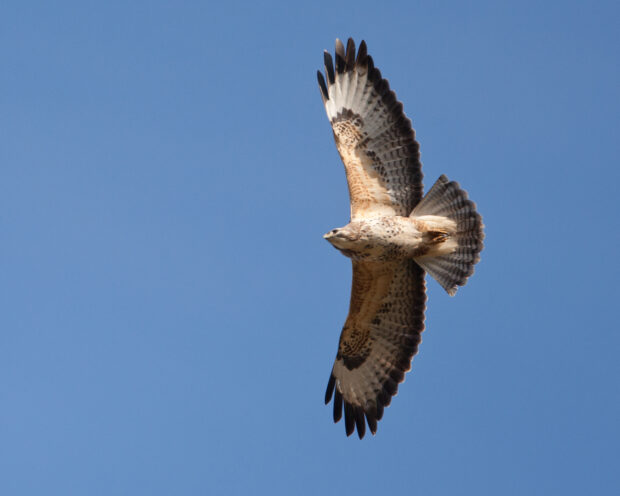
[412,175,484,296]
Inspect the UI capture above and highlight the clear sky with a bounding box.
[2,1,619,495]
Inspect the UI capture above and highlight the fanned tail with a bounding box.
[411,175,484,296]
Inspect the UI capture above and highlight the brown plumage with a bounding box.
[318,38,484,438]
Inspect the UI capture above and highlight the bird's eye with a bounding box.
[331,229,339,234]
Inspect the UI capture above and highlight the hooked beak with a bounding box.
[323,228,341,240]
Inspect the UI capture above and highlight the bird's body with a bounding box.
[317,38,484,439]
[325,215,457,262]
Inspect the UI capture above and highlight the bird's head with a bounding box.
[323,224,362,253]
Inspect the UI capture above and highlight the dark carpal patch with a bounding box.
[331,108,364,128]
[338,352,368,370]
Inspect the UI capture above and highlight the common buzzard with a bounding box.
[318,38,484,438]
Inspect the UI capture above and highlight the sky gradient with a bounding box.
[2,1,619,495]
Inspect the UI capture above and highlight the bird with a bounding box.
[317,38,484,439]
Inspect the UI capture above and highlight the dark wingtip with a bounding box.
[334,38,346,74]
[317,70,329,101]
[344,402,355,436]
[323,50,335,85]
[366,54,374,73]
[325,373,335,404]
[354,406,366,439]
[321,38,368,91]
[333,389,343,422]
[345,38,356,70]
[356,40,367,65]
[364,401,378,435]
[366,413,377,435]
[376,402,384,421]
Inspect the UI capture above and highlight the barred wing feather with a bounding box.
[324,260,426,438]
[317,38,423,220]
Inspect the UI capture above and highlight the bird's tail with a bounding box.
[410,175,484,296]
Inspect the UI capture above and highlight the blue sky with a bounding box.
[1,1,619,494]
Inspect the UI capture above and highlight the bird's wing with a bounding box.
[325,259,426,438]
[318,38,423,220]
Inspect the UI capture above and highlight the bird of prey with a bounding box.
[317,38,484,439]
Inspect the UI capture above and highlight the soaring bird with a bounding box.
[317,38,484,438]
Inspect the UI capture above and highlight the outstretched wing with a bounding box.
[325,260,426,438]
[318,38,423,220]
